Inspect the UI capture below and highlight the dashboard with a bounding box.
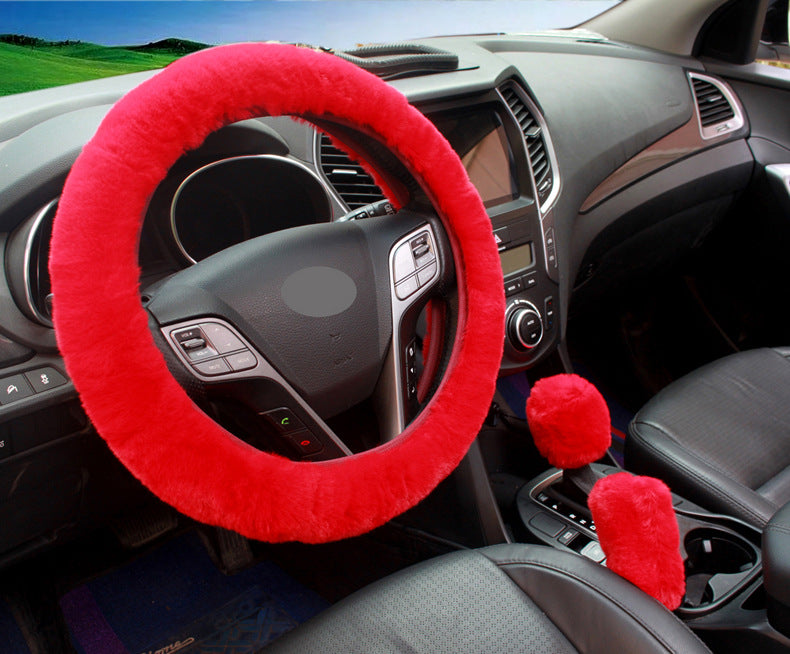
[0,30,762,562]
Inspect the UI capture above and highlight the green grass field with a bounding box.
[0,37,209,96]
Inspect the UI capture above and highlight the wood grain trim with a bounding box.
[579,117,727,213]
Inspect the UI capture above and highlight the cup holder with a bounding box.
[681,528,759,612]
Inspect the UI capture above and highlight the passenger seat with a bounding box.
[627,348,790,528]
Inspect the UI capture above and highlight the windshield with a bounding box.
[1,0,620,97]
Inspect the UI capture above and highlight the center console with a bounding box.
[426,79,561,372]
[517,463,789,652]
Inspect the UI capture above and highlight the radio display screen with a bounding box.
[432,109,519,208]
[500,243,534,276]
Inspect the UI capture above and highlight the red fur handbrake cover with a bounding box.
[589,472,686,610]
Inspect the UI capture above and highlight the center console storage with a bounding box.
[515,463,790,651]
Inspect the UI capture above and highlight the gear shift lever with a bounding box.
[525,373,685,610]
[526,373,612,505]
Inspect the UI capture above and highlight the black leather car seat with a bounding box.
[627,347,790,528]
[265,544,708,653]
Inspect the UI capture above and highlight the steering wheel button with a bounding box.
[174,327,203,342]
[0,374,35,405]
[225,350,257,371]
[24,367,67,393]
[200,323,245,354]
[193,359,230,376]
[261,408,304,434]
[180,338,206,350]
[288,430,323,455]
[393,243,416,283]
[417,261,438,287]
[395,275,419,300]
[187,346,218,361]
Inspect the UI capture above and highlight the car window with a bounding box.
[758,0,790,68]
[1,0,621,96]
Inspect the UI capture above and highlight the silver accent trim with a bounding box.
[22,198,59,328]
[767,164,790,199]
[381,224,441,436]
[507,299,543,350]
[163,318,352,457]
[170,154,336,264]
[497,82,562,216]
[688,72,745,141]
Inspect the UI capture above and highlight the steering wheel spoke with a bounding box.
[372,213,453,438]
[160,317,352,460]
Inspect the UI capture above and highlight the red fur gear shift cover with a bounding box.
[589,472,686,610]
[526,374,611,469]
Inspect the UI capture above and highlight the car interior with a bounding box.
[1,0,790,651]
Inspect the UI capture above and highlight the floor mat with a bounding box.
[0,597,30,654]
[59,532,328,654]
[497,369,633,467]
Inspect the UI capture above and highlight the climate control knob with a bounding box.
[507,302,543,350]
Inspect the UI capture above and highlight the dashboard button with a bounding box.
[200,323,245,354]
[193,359,230,376]
[505,277,524,296]
[261,408,305,434]
[0,374,34,405]
[522,274,537,289]
[558,528,578,546]
[25,367,67,393]
[225,350,257,372]
[544,296,555,329]
[493,226,511,247]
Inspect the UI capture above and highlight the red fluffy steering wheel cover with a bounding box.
[50,43,505,543]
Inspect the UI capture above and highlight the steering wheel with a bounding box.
[49,43,505,544]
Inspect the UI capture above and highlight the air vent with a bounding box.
[500,84,555,210]
[317,134,386,209]
[688,73,743,139]
[692,78,734,126]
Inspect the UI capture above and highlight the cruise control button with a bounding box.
[194,359,231,376]
[417,262,438,287]
[261,408,305,434]
[25,367,67,393]
[200,323,245,354]
[0,375,34,404]
[395,275,419,300]
[289,430,324,456]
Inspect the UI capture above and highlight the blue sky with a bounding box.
[1,1,617,49]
